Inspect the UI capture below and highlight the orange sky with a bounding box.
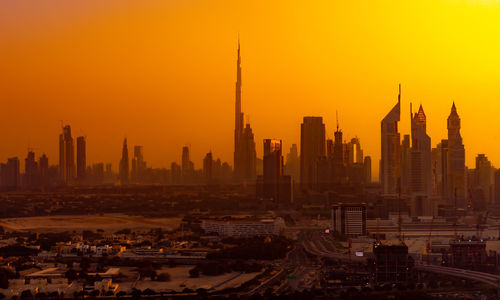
[1,0,500,179]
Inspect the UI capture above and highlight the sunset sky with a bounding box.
[1,0,500,179]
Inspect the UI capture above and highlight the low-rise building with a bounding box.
[201,217,285,237]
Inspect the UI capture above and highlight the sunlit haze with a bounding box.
[2,0,500,179]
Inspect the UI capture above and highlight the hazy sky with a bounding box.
[1,0,500,179]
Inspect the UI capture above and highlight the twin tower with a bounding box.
[381,85,466,211]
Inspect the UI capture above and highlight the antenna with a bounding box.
[336,110,339,131]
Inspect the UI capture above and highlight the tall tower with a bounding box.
[447,102,465,208]
[409,104,432,198]
[300,116,326,190]
[59,125,75,184]
[119,138,129,185]
[234,39,244,179]
[380,85,401,195]
[233,40,256,183]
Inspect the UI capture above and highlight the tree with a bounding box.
[20,290,33,299]
[116,291,127,298]
[189,268,200,278]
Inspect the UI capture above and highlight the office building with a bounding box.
[447,102,466,208]
[381,85,401,195]
[131,146,146,183]
[59,125,75,184]
[331,203,367,237]
[119,138,129,185]
[300,116,325,190]
[203,152,213,181]
[284,144,299,181]
[24,151,38,189]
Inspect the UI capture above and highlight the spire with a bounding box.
[336,110,339,132]
[398,83,401,104]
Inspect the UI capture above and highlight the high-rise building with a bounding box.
[119,138,129,185]
[263,139,283,201]
[233,40,257,183]
[284,144,300,181]
[59,125,75,184]
[447,102,466,209]
[39,154,49,187]
[76,136,86,183]
[381,85,401,195]
[203,152,213,181]
[475,154,492,204]
[24,151,38,189]
[1,157,20,189]
[332,121,344,185]
[131,145,146,183]
[239,124,257,181]
[409,104,431,197]
[364,156,372,183]
[494,169,500,205]
[433,140,448,199]
[181,146,194,184]
[400,134,411,195]
[300,116,325,190]
[170,162,182,185]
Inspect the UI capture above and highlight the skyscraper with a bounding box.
[300,116,325,190]
[332,121,344,184]
[381,85,401,195]
[39,154,49,187]
[76,136,86,182]
[409,104,431,197]
[119,138,129,185]
[284,144,300,180]
[263,139,283,201]
[446,102,466,208]
[475,154,492,204]
[24,151,38,189]
[131,145,146,183]
[364,156,372,183]
[233,40,257,183]
[59,125,75,184]
[203,152,213,181]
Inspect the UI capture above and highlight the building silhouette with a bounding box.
[119,138,129,185]
[446,102,466,208]
[203,152,213,181]
[181,146,194,184]
[475,154,492,205]
[364,156,372,183]
[1,157,20,189]
[300,116,325,191]
[24,151,38,189]
[39,154,49,187]
[76,136,86,183]
[131,145,146,183]
[233,40,257,183]
[409,104,431,197]
[59,125,75,184]
[381,85,401,195]
[284,144,300,181]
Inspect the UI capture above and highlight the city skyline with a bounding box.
[2,1,500,179]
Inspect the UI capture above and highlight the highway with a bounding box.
[416,264,500,288]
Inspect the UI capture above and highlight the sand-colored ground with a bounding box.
[130,266,259,292]
[0,214,182,233]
